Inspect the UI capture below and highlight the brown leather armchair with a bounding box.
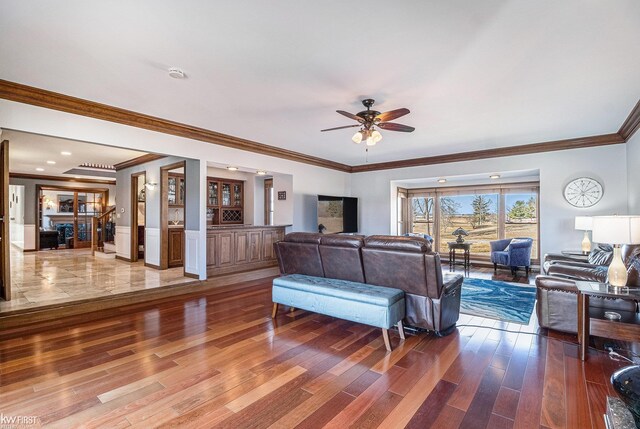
[274,233,463,335]
[536,244,640,333]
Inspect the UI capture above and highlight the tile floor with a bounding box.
[2,247,195,313]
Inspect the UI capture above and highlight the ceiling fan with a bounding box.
[321,99,415,146]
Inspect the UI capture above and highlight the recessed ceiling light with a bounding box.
[61,151,72,156]
[46,160,56,165]
[226,166,238,171]
[438,178,447,183]
[168,67,185,79]
[36,167,44,172]
[256,170,267,176]
[490,174,501,179]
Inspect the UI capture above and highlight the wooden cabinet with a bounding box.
[168,227,184,268]
[168,173,185,207]
[262,228,284,261]
[206,177,243,225]
[206,226,285,277]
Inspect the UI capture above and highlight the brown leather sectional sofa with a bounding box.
[536,244,640,333]
[274,233,463,335]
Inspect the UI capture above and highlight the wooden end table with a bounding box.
[447,242,471,274]
[576,281,640,361]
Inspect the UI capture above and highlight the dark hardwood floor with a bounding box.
[0,268,633,428]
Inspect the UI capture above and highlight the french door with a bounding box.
[0,140,10,301]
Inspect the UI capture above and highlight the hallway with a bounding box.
[2,247,195,313]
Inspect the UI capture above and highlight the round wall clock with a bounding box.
[563,177,603,208]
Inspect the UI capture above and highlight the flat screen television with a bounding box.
[317,195,358,234]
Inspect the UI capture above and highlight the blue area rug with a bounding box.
[460,277,536,324]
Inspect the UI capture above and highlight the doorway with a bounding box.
[36,185,108,250]
[131,172,146,262]
[1,140,10,301]
[160,161,186,270]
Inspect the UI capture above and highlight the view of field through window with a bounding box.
[410,191,538,258]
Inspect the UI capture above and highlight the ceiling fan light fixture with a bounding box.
[352,131,363,144]
[371,130,382,144]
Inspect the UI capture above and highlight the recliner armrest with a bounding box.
[442,273,463,297]
[535,275,578,293]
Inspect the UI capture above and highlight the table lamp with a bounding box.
[592,215,640,287]
[574,216,593,253]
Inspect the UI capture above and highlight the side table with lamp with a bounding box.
[575,215,594,254]
[581,215,640,428]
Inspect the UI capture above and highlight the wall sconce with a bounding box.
[144,182,157,190]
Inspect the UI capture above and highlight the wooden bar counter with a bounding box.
[206,225,287,277]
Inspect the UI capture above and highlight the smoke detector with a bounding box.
[168,67,185,79]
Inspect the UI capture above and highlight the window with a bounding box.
[403,183,539,262]
[264,179,274,225]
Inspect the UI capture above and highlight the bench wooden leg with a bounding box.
[382,328,392,352]
[271,303,279,318]
[397,320,406,340]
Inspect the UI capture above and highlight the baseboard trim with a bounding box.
[23,248,37,252]
[115,255,133,262]
[184,272,199,279]
[144,262,161,270]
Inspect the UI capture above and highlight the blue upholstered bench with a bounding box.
[271,274,406,351]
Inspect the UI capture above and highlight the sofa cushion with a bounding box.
[365,235,431,253]
[492,251,510,266]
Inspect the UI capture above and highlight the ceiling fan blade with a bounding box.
[336,110,364,123]
[320,124,361,132]
[378,122,415,132]
[375,108,410,122]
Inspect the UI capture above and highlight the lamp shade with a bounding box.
[592,216,640,245]
[574,216,593,231]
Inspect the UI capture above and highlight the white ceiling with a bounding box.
[1,1,639,166]
[4,130,147,179]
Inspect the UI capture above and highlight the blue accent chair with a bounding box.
[490,237,533,275]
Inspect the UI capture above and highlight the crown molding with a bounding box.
[114,153,166,171]
[350,133,625,173]
[0,80,352,173]
[619,99,640,141]
[9,172,116,185]
[0,79,636,174]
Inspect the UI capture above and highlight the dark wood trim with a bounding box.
[0,79,351,173]
[22,249,37,252]
[114,153,166,171]
[1,140,10,301]
[184,272,199,279]
[9,173,115,185]
[1,80,634,174]
[619,99,640,141]
[351,133,625,172]
[115,255,132,262]
[144,262,160,270]
[130,171,146,263]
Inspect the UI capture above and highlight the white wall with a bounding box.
[1,100,351,233]
[628,131,640,214]
[351,144,629,258]
[9,184,25,249]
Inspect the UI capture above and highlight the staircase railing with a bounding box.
[91,206,116,256]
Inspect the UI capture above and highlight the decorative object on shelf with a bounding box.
[278,191,287,201]
[611,365,640,427]
[563,177,603,208]
[452,227,468,244]
[592,215,640,287]
[574,216,593,253]
[321,99,415,147]
[138,188,145,202]
[172,208,180,225]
